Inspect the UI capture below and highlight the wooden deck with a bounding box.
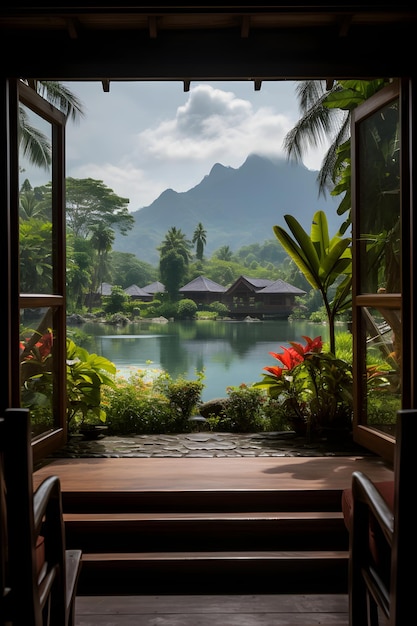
[34,454,394,494]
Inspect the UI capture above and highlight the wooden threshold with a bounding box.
[34,455,393,495]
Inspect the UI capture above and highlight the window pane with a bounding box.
[19,105,53,294]
[361,306,401,435]
[357,99,400,294]
[20,306,58,437]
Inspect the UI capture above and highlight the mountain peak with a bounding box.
[115,154,339,265]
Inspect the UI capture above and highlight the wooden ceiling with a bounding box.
[1,4,416,81]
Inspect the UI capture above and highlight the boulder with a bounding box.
[199,397,229,419]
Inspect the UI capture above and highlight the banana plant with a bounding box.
[273,210,351,355]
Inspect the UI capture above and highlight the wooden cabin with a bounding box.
[223,275,306,318]
[179,275,226,306]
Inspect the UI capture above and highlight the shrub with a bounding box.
[103,368,205,435]
[154,370,205,431]
[209,301,229,316]
[223,384,268,432]
[103,370,172,434]
[177,298,198,319]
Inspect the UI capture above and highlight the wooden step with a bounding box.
[64,510,348,552]
[61,488,346,513]
[77,550,349,595]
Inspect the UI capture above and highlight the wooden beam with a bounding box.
[148,15,157,39]
[241,15,250,38]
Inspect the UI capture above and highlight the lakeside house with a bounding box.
[97,274,304,319]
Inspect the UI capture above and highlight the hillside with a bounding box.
[113,154,342,265]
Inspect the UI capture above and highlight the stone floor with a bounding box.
[50,429,372,459]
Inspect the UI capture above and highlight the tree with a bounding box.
[65,177,133,238]
[273,210,351,356]
[109,251,157,288]
[214,245,233,262]
[19,218,53,293]
[66,240,93,312]
[89,222,115,304]
[19,179,48,221]
[159,249,188,300]
[158,226,191,263]
[283,79,390,232]
[158,226,192,299]
[192,222,207,261]
[19,80,84,169]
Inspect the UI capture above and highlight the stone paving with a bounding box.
[50,430,371,459]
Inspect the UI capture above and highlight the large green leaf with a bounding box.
[310,210,329,260]
[273,223,321,289]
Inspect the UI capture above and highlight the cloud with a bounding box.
[62,81,328,211]
[136,84,292,164]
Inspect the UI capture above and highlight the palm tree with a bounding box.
[158,227,192,299]
[192,222,207,261]
[215,245,233,262]
[89,223,115,309]
[158,226,192,264]
[19,80,84,170]
[283,79,389,230]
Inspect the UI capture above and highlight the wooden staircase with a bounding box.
[62,487,350,595]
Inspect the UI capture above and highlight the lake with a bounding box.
[76,319,336,402]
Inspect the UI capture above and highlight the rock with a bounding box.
[199,397,229,418]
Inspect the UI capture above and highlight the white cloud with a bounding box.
[62,80,329,211]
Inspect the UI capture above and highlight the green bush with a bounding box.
[209,301,229,316]
[177,298,198,319]
[154,370,205,431]
[103,370,172,434]
[223,384,268,433]
[103,369,205,435]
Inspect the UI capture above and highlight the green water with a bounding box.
[76,319,339,402]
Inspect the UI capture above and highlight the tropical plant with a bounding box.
[154,370,205,428]
[253,335,353,439]
[158,226,192,299]
[19,80,84,169]
[192,222,207,261]
[224,384,268,433]
[65,338,117,429]
[284,78,390,232]
[272,210,351,355]
[65,177,133,238]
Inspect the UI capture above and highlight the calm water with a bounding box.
[76,319,335,402]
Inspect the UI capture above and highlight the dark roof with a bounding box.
[224,275,273,295]
[257,279,307,295]
[241,276,274,289]
[180,276,226,293]
[124,284,151,297]
[143,281,165,294]
[98,282,112,296]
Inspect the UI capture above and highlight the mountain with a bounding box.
[113,154,341,266]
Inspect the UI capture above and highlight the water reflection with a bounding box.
[77,320,334,401]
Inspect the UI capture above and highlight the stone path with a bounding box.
[50,430,371,459]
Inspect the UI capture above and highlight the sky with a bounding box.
[24,80,330,212]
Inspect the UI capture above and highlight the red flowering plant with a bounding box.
[19,327,55,425]
[20,328,54,382]
[253,335,353,439]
